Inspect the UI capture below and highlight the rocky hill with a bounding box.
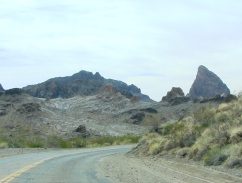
[23,71,153,102]
[0,84,4,91]
[188,65,230,99]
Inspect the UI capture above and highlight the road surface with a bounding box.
[0,146,132,183]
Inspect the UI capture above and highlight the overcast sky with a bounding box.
[1,0,242,101]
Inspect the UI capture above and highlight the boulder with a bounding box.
[188,65,230,99]
[130,112,145,125]
[75,125,89,137]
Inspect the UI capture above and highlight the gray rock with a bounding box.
[23,70,153,102]
[75,125,89,138]
[130,112,145,125]
[0,84,4,91]
[162,87,185,102]
[162,87,190,105]
[198,94,238,103]
[188,65,230,99]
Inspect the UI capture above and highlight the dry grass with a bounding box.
[218,103,231,112]
[136,97,242,169]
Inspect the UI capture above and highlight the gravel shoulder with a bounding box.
[98,154,242,183]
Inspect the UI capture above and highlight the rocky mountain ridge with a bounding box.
[23,70,153,102]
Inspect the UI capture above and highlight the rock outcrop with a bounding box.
[0,84,4,91]
[195,94,238,103]
[188,65,230,99]
[162,87,190,105]
[17,103,41,113]
[130,95,140,103]
[98,85,117,96]
[23,70,154,102]
[130,112,145,125]
[75,125,89,137]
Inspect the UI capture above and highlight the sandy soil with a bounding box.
[98,154,242,183]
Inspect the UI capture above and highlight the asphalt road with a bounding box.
[0,146,132,183]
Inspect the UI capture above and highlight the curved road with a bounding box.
[0,146,132,183]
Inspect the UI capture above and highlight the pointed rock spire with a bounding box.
[188,65,230,99]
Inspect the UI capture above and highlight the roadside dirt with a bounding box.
[98,154,242,183]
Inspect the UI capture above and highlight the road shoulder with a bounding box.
[98,153,242,183]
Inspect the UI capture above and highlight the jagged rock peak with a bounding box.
[162,87,185,102]
[188,65,230,99]
[22,70,153,102]
[0,84,4,91]
[71,70,104,80]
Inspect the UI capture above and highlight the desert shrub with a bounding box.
[162,122,184,135]
[228,142,242,157]
[120,139,132,145]
[144,115,160,133]
[60,140,71,148]
[188,129,217,160]
[193,107,216,124]
[71,138,87,148]
[218,103,231,112]
[237,91,242,99]
[176,147,190,158]
[0,142,9,149]
[216,113,231,123]
[224,158,242,168]
[47,136,62,148]
[229,127,242,144]
[164,140,176,151]
[202,147,228,166]
[27,141,44,148]
[149,143,162,155]
[86,143,101,148]
[102,142,111,146]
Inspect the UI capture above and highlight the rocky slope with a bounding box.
[0,84,4,91]
[23,70,153,102]
[0,84,234,144]
[188,65,230,99]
